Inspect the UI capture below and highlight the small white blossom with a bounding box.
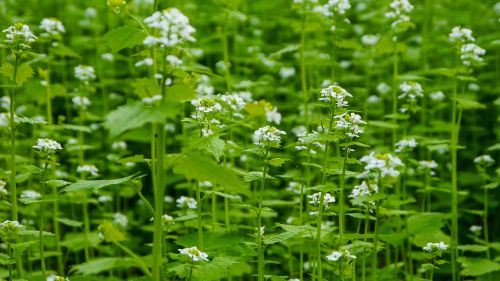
[449,26,475,43]
[179,246,208,262]
[111,141,127,151]
[361,34,380,46]
[142,95,162,105]
[143,8,196,48]
[395,138,418,153]
[33,138,63,153]
[376,82,391,95]
[74,65,96,82]
[359,152,404,181]
[460,43,486,66]
[350,181,379,199]
[319,85,353,108]
[176,196,197,209]
[166,55,183,66]
[423,241,448,252]
[265,107,282,125]
[252,125,286,147]
[20,190,41,199]
[385,0,414,29]
[76,164,99,177]
[279,67,296,79]
[469,225,482,233]
[334,112,366,139]
[474,155,495,166]
[326,251,343,262]
[39,18,65,37]
[308,192,336,209]
[113,212,128,228]
[101,53,114,61]
[286,181,302,194]
[429,91,445,101]
[419,160,438,176]
[135,58,154,67]
[3,23,37,50]
[72,96,91,109]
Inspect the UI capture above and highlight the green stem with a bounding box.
[257,148,270,281]
[222,11,232,92]
[196,181,203,249]
[484,184,491,260]
[212,185,217,232]
[114,241,152,277]
[152,122,166,281]
[299,9,309,129]
[371,203,380,281]
[362,207,369,281]
[299,152,311,281]
[339,147,349,245]
[39,160,48,279]
[450,76,459,281]
[391,44,399,150]
[9,54,19,221]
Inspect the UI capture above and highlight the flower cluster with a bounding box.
[0,180,7,196]
[449,26,485,66]
[3,23,37,50]
[395,138,418,153]
[191,96,224,136]
[39,18,65,38]
[319,85,353,109]
[253,125,286,148]
[76,164,99,177]
[423,241,448,252]
[308,192,336,214]
[107,0,127,14]
[74,65,96,83]
[334,112,366,139]
[219,92,249,118]
[113,212,128,228]
[326,249,356,262]
[358,152,404,181]
[474,154,495,168]
[178,246,209,262]
[21,190,41,199]
[294,129,323,155]
[72,96,91,109]
[398,81,423,113]
[33,138,63,154]
[0,220,23,242]
[349,181,379,200]
[313,0,351,18]
[143,8,196,48]
[385,0,414,29]
[47,275,70,281]
[176,196,197,209]
[418,160,438,176]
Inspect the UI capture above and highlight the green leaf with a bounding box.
[458,257,500,276]
[0,253,15,265]
[98,220,125,242]
[194,257,239,280]
[243,171,276,182]
[407,213,446,235]
[103,25,146,53]
[12,241,38,259]
[132,78,160,99]
[173,153,247,195]
[335,39,363,50]
[367,120,399,130]
[104,101,178,139]
[71,257,135,275]
[199,137,226,162]
[52,43,81,59]
[62,174,137,193]
[15,64,33,85]
[165,83,197,102]
[456,97,486,110]
[0,63,14,81]
[264,224,315,245]
[57,218,83,227]
[268,158,289,167]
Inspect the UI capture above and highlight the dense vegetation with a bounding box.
[0,0,499,280]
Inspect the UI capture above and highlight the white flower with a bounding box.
[334,112,366,139]
[142,95,162,104]
[359,152,404,181]
[474,155,495,166]
[162,214,174,225]
[219,93,247,116]
[419,160,438,176]
[308,192,336,209]
[74,65,96,82]
[76,164,99,177]
[179,246,208,262]
[429,91,445,101]
[376,82,391,95]
[265,107,281,125]
[20,190,41,199]
[98,195,113,203]
[3,23,37,50]
[143,8,196,48]
[319,85,353,108]
[0,220,23,230]
[39,18,65,37]
[350,181,379,199]
[113,212,128,228]
[286,181,301,194]
[326,251,343,262]
[111,141,127,151]
[191,97,222,119]
[135,58,154,67]
[33,138,63,153]
[399,81,423,101]
[0,180,7,195]
[252,125,286,147]
[279,67,296,79]
[361,34,380,46]
[460,43,486,66]
[395,138,418,153]
[423,241,448,252]
[166,55,183,66]
[101,53,114,61]
[196,75,215,96]
[1,96,10,110]
[46,274,69,281]
[72,96,91,109]
[449,26,475,43]
[176,196,197,209]
[469,225,482,233]
[385,0,413,29]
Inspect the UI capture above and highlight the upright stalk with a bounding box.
[257,148,270,281]
[39,160,48,279]
[196,181,203,249]
[9,54,19,221]
[339,148,349,245]
[450,77,459,281]
[299,8,309,129]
